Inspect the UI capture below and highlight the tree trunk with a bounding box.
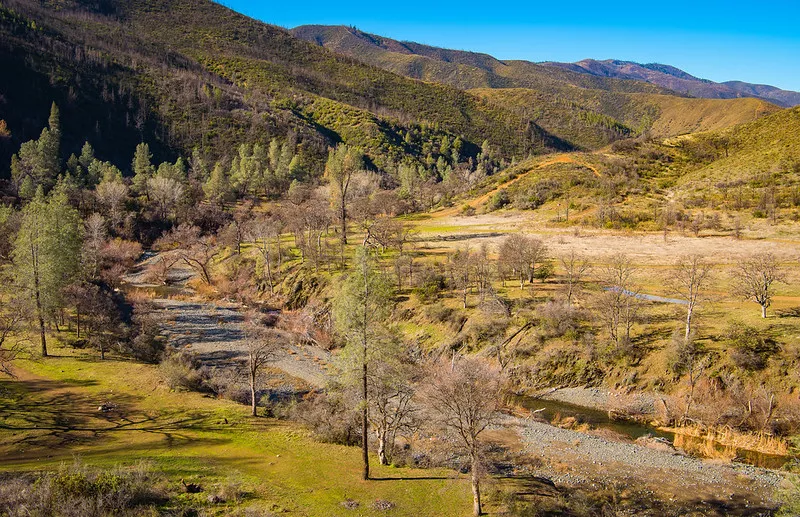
[275,234,282,270]
[761,304,767,318]
[471,453,482,516]
[362,359,369,480]
[340,203,348,245]
[34,270,47,357]
[377,429,388,465]
[251,383,257,417]
[685,306,693,340]
[250,367,258,417]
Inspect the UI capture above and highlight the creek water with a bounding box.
[513,395,791,469]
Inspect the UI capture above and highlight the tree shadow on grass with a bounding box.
[370,476,455,481]
[0,377,230,453]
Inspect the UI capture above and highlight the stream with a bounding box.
[513,395,791,469]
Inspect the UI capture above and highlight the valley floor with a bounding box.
[3,212,799,515]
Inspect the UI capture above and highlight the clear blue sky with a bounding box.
[217,0,800,91]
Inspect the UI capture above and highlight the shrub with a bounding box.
[539,301,584,338]
[413,266,447,302]
[423,305,466,331]
[725,322,779,370]
[291,393,360,446]
[0,461,166,516]
[460,204,475,216]
[159,351,210,391]
[487,189,510,211]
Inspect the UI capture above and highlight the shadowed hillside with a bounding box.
[0,0,564,178]
[292,25,784,149]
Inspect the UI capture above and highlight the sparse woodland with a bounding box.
[2,1,800,516]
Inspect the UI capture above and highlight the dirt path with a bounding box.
[123,252,330,388]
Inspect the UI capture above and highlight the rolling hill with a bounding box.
[674,105,800,190]
[0,0,556,179]
[292,25,784,146]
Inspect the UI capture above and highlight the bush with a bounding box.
[159,351,210,391]
[725,322,779,370]
[456,316,508,352]
[423,305,467,331]
[487,189,510,211]
[413,266,447,302]
[539,301,584,338]
[0,461,166,517]
[291,393,360,446]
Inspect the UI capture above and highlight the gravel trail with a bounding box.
[123,252,330,388]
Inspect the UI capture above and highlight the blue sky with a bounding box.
[218,1,800,91]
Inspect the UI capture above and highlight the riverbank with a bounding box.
[503,413,785,512]
[534,386,660,415]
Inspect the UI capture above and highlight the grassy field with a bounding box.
[0,345,472,516]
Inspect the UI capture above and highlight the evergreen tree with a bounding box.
[12,187,82,356]
[190,147,209,181]
[332,247,394,480]
[132,142,154,198]
[204,162,233,207]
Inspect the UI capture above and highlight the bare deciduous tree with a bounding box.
[242,317,281,417]
[247,215,281,294]
[732,252,786,318]
[368,358,418,465]
[147,176,184,220]
[596,254,644,349]
[449,247,473,308]
[560,250,591,306]
[498,234,548,289]
[422,357,502,517]
[83,213,107,280]
[156,224,220,285]
[95,180,129,228]
[665,255,714,340]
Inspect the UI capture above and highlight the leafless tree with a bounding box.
[474,244,492,300]
[83,213,107,280]
[596,254,644,349]
[665,255,714,340]
[156,224,220,285]
[422,357,502,517]
[393,253,414,290]
[498,234,548,289]
[242,316,281,417]
[368,359,418,465]
[247,215,281,293]
[150,252,180,285]
[219,204,253,255]
[560,250,591,306]
[732,252,786,318]
[95,180,129,228]
[448,247,474,308]
[300,193,333,272]
[147,176,184,220]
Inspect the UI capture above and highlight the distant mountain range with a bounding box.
[542,60,800,108]
[292,25,800,108]
[0,2,791,182]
